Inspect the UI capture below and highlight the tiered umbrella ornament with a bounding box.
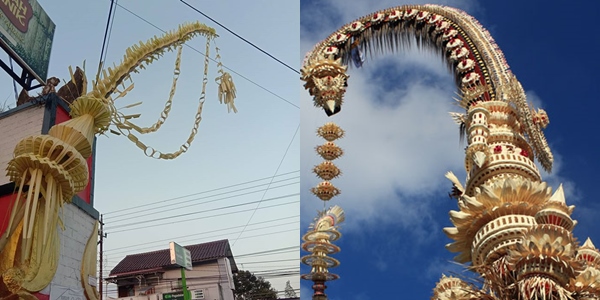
[303,122,345,300]
[301,206,345,300]
[302,4,600,300]
[312,122,344,201]
[0,22,236,300]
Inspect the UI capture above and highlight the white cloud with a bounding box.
[301,51,465,235]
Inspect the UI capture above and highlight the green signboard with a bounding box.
[169,241,192,270]
[0,0,55,81]
[163,292,185,300]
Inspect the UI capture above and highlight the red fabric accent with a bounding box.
[55,105,70,124]
[0,193,18,236]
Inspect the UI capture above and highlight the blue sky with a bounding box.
[0,0,299,296]
[300,1,600,299]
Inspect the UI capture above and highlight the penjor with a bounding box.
[302,4,599,300]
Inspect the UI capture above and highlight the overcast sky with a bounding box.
[0,0,300,296]
[300,1,600,299]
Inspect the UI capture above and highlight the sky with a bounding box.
[0,0,300,297]
[300,1,600,300]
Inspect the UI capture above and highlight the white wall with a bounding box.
[51,203,96,289]
[0,104,45,185]
[159,258,234,300]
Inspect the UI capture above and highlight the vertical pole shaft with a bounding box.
[99,214,104,300]
[181,267,190,300]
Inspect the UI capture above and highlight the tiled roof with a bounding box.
[109,239,237,277]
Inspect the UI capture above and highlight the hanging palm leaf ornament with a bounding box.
[0,22,236,300]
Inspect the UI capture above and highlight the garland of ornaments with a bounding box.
[301,122,346,300]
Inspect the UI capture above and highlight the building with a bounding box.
[107,239,238,300]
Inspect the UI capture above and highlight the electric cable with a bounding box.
[96,0,117,83]
[107,199,298,234]
[232,124,299,246]
[235,246,298,258]
[105,177,298,222]
[179,0,299,75]
[105,215,298,252]
[104,192,298,231]
[105,222,298,256]
[103,170,298,216]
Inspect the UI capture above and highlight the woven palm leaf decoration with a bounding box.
[0,22,236,300]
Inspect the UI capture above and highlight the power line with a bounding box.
[113,227,299,257]
[107,199,298,234]
[103,170,298,215]
[239,258,299,265]
[113,1,299,109]
[232,124,299,247]
[104,192,298,231]
[105,221,299,256]
[179,0,299,75]
[235,246,298,258]
[102,264,299,275]
[96,0,117,83]
[108,221,298,258]
[105,177,299,222]
[252,267,299,274]
[105,215,298,252]
[107,180,298,223]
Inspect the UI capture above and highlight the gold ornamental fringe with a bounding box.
[217,72,237,113]
[214,44,237,114]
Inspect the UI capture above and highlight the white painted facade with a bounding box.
[0,104,45,185]
[40,202,96,299]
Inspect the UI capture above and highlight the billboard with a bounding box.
[170,241,193,270]
[0,0,55,82]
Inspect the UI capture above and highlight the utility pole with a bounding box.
[98,214,107,300]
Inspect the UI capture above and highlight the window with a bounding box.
[118,285,134,298]
[192,289,205,300]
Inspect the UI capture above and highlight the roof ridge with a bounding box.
[110,239,233,277]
